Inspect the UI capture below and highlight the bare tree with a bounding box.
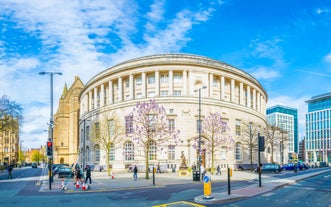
[91,113,124,176]
[240,122,261,171]
[263,124,279,163]
[128,99,180,179]
[197,112,234,174]
[278,127,289,165]
[0,95,23,132]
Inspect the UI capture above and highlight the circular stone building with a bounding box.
[79,54,268,172]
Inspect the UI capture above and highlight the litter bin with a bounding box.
[193,171,200,181]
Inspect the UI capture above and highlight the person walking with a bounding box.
[133,165,138,181]
[85,165,92,184]
[7,165,13,179]
[216,165,221,175]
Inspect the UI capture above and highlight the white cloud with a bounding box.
[324,52,331,63]
[316,8,330,15]
[250,66,280,80]
[0,0,224,149]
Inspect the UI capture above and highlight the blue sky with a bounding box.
[1,0,331,149]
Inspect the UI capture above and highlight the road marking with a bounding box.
[262,192,274,197]
[153,201,205,207]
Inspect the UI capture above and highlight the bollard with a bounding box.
[203,175,213,199]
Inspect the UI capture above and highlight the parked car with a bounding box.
[52,164,69,173]
[54,167,74,178]
[282,163,296,171]
[255,163,282,173]
[32,162,38,168]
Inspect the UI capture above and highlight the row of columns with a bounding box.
[82,70,266,114]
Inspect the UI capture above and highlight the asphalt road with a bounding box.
[0,167,330,207]
[217,170,331,207]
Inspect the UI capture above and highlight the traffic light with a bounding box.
[258,135,265,152]
[47,141,53,156]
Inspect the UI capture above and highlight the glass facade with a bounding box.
[266,105,298,154]
[305,92,331,163]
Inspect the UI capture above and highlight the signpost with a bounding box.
[258,133,265,187]
[203,176,213,199]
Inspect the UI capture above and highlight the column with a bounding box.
[109,81,113,104]
[155,71,160,97]
[183,70,187,96]
[94,87,98,109]
[169,70,173,96]
[247,86,251,108]
[142,72,146,98]
[239,82,244,105]
[88,91,92,111]
[209,74,213,98]
[252,89,256,110]
[231,79,235,102]
[257,92,261,112]
[129,74,134,100]
[220,76,225,100]
[100,84,104,107]
[118,77,123,102]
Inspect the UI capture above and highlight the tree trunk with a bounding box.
[145,147,149,179]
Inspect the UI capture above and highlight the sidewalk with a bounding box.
[39,168,331,204]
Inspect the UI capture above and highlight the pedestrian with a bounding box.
[85,165,92,184]
[216,165,221,175]
[75,167,83,184]
[201,165,206,178]
[133,165,138,180]
[7,165,13,179]
[157,164,161,173]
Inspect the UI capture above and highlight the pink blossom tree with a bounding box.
[194,112,234,174]
[129,99,180,179]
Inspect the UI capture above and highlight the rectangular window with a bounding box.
[86,126,90,140]
[173,90,181,96]
[148,75,155,84]
[125,79,129,88]
[168,145,175,160]
[160,91,168,96]
[125,94,130,100]
[135,76,142,85]
[213,77,218,87]
[125,115,133,135]
[148,91,156,97]
[169,119,175,131]
[109,144,115,161]
[173,73,182,83]
[160,73,169,83]
[136,93,142,99]
[235,119,241,136]
[95,122,100,138]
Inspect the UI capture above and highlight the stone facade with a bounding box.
[53,76,84,165]
[78,54,269,171]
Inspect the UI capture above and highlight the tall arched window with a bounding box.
[109,143,115,161]
[86,146,90,162]
[148,140,157,160]
[235,143,242,161]
[95,145,100,162]
[124,141,134,161]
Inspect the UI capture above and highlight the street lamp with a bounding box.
[194,85,207,181]
[39,71,62,190]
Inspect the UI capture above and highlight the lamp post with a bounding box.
[39,71,62,190]
[249,122,253,171]
[194,86,207,181]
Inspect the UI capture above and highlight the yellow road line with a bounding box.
[153,201,205,207]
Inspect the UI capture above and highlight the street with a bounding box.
[0,167,330,207]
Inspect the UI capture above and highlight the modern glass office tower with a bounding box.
[305,93,331,164]
[266,105,298,162]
